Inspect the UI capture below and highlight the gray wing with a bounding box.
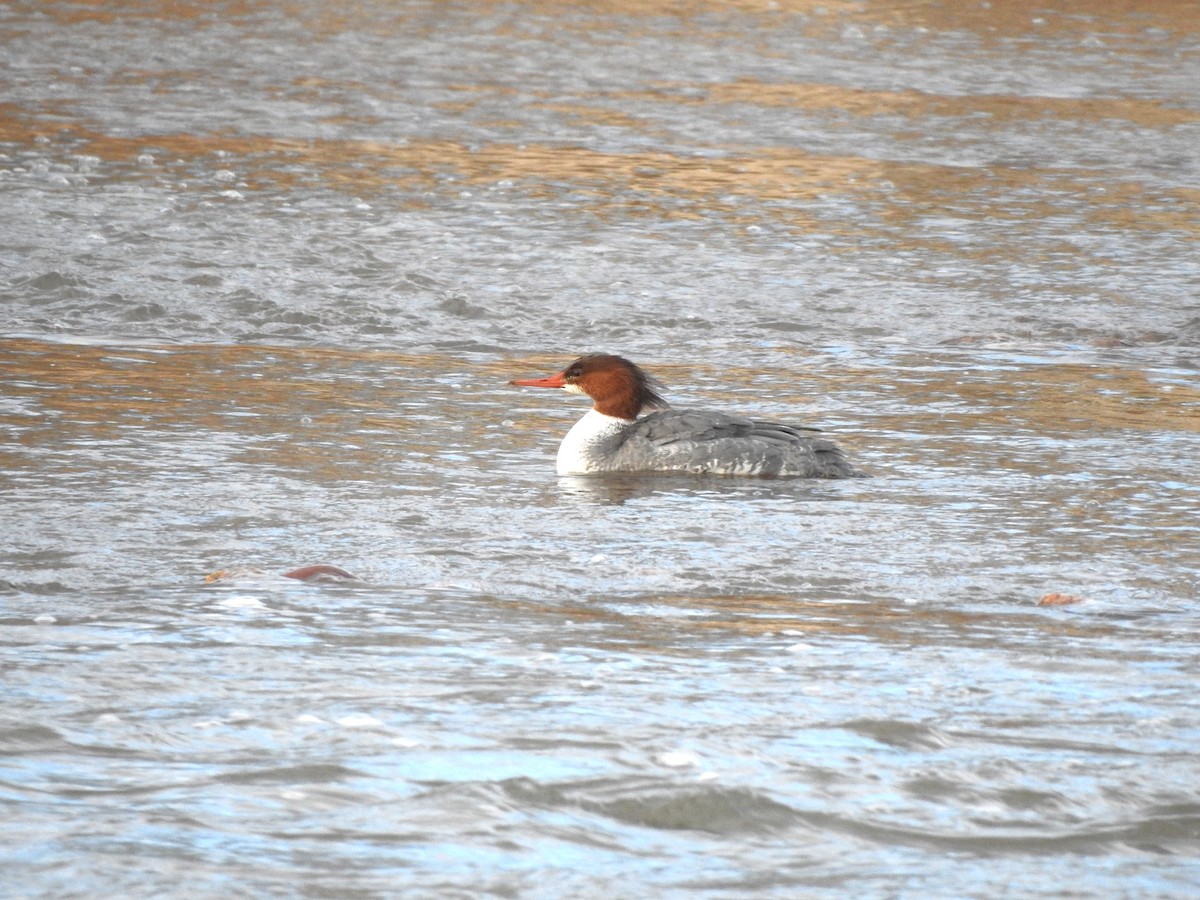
[625,410,861,477]
[632,410,821,447]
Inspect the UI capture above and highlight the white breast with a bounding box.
[556,409,632,475]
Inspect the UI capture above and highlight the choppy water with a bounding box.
[3,1,1200,897]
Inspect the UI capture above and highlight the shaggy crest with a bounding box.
[561,354,670,420]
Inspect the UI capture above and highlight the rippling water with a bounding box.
[3,1,1200,896]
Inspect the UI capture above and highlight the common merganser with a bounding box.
[510,354,864,478]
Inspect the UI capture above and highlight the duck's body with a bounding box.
[511,354,863,478]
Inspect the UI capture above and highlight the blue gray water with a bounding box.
[2,1,1200,897]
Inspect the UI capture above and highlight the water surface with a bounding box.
[2,1,1200,896]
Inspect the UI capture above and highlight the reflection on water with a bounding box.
[3,0,1200,895]
[3,0,1199,352]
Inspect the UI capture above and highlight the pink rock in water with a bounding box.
[205,565,358,584]
[282,564,357,582]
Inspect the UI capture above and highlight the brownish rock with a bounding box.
[1037,592,1087,607]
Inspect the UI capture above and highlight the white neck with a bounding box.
[556,408,634,475]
